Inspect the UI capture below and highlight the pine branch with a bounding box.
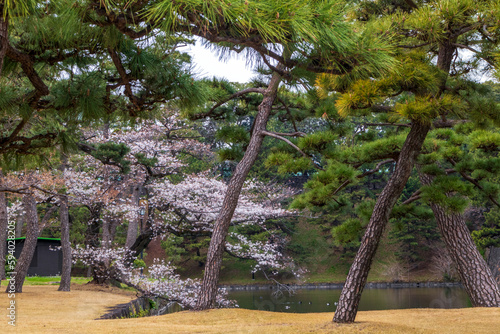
[108,47,141,114]
[358,159,395,179]
[268,131,307,137]
[261,130,323,170]
[190,87,265,120]
[453,43,494,67]
[398,42,431,49]
[363,122,411,128]
[258,54,292,79]
[6,44,49,98]
[432,119,468,128]
[91,5,153,40]
[401,189,422,205]
[331,159,395,198]
[0,119,28,149]
[451,23,481,39]
[188,27,348,75]
[277,97,299,132]
[447,159,500,208]
[0,132,58,155]
[480,24,496,43]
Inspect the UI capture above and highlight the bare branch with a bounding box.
[0,186,30,194]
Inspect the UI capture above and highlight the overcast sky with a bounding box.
[183,40,254,84]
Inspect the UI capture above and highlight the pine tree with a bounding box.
[143,0,395,310]
[269,0,500,323]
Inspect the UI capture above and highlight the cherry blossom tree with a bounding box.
[65,112,300,292]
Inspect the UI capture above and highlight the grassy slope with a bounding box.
[1,286,499,334]
[1,276,91,286]
[215,222,438,285]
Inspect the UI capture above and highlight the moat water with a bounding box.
[226,286,471,313]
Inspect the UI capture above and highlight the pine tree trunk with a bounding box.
[58,196,71,291]
[419,173,500,306]
[487,247,500,284]
[6,194,39,293]
[194,69,283,311]
[0,13,8,77]
[0,187,7,280]
[333,121,430,323]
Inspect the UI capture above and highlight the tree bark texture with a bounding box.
[487,247,500,284]
[419,173,500,306]
[58,196,72,291]
[195,69,283,310]
[0,187,7,280]
[6,194,39,293]
[0,13,8,77]
[333,122,430,323]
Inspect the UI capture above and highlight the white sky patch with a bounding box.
[183,40,254,83]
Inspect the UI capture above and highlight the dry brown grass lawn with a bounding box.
[1,285,499,333]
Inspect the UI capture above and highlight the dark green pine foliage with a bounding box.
[266,0,500,267]
[472,206,500,254]
[0,0,205,168]
[389,175,439,263]
[89,142,131,174]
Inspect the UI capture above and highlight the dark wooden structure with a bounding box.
[7,237,62,276]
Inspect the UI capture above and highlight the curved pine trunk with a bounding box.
[420,173,500,306]
[58,196,72,291]
[6,194,39,293]
[194,70,283,311]
[333,122,430,323]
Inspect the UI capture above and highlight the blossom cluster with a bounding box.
[129,260,236,309]
[72,246,235,309]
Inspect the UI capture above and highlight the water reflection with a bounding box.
[227,287,472,313]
